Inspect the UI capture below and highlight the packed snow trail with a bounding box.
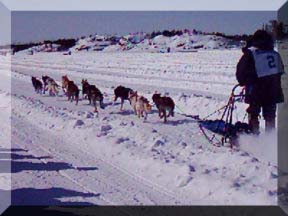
[12,116,186,205]
[0,51,278,205]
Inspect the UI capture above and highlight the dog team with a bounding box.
[31,75,175,122]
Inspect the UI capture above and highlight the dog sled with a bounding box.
[178,84,252,148]
[199,119,251,147]
[200,84,252,147]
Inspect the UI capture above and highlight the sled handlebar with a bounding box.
[230,84,246,98]
[231,84,241,94]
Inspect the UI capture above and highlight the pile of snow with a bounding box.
[70,35,111,52]
[99,32,147,52]
[70,31,235,53]
[14,30,240,55]
[130,33,228,53]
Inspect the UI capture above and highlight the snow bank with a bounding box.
[65,32,236,54]
[14,31,239,55]
[121,33,230,53]
[70,35,111,52]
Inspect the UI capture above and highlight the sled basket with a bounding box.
[199,119,252,140]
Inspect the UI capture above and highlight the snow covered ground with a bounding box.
[0,49,279,205]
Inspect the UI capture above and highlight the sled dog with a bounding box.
[67,81,79,105]
[62,75,70,94]
[81,79,104,112]
[31,76,43,94]
[128,91,152,120]
[42,75,59,95]
[114,85,134,111]
[152,92,175,122]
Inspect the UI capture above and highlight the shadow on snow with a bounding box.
[0,148,98,173]
[0,187,99,206]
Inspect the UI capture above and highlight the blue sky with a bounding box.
[0,0,286,45]
[10,11,277,45]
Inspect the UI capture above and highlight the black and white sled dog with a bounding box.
[42,75,59,96]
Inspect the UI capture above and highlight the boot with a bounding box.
[265,117,276,132]
[248,114,260,135]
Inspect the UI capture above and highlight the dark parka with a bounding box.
[236,36,285,106]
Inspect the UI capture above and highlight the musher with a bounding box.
[236,29,285,134]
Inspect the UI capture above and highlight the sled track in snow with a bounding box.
[12,105,193,205]
[12,89,212,205]
[9,61,235,86]
[12,135,113,205]
[8,52,239,100]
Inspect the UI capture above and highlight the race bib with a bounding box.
[252,50,282,78]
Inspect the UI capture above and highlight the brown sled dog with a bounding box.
[89,85,105,113]
[67,81,79,105]
[81,79,91,99]
[114,85,134,111]
[62,75,70,94]
[81,79,105,112]
[152,93,175,122]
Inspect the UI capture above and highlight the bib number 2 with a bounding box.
[267,55,276,69]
